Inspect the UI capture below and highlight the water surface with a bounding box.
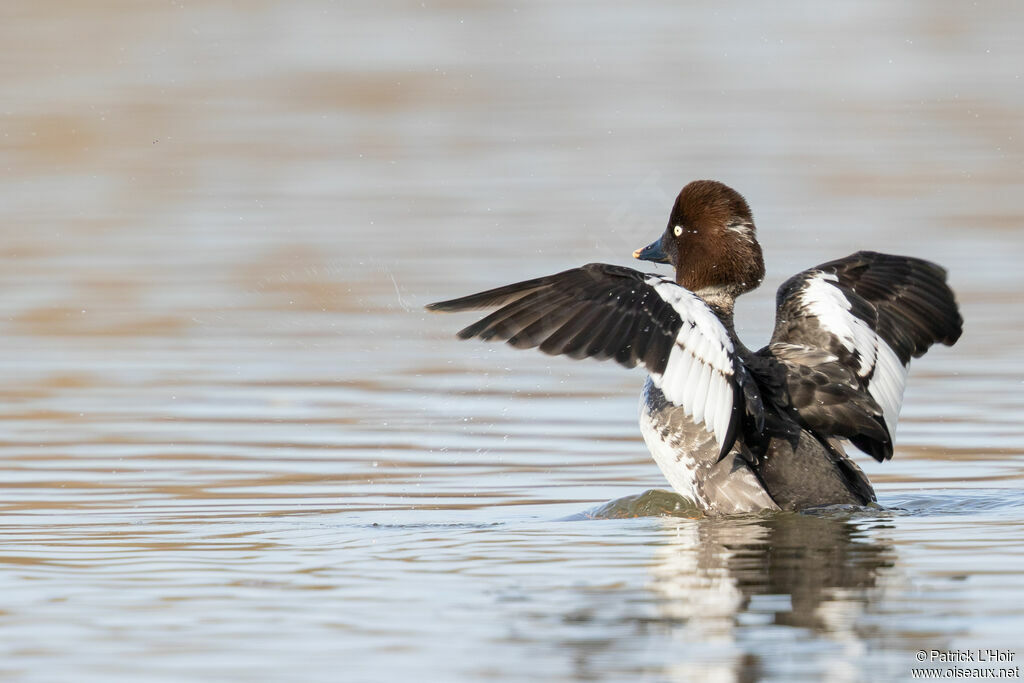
[1,1,1023,681]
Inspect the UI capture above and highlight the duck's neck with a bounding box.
[695,287,750,354]
[695,286,734,316]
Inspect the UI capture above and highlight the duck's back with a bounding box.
[755,432,875,509]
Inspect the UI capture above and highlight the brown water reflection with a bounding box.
[2,0,1024,681]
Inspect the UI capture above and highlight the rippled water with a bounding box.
[1,1,1023,681]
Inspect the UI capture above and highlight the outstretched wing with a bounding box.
[767,250,962,461]
[426,263,741,454]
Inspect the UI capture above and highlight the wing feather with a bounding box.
[691,362,714,426]
[428,263,741,457]
[766,251,962,461]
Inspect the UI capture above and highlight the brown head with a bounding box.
[633,180,765,298]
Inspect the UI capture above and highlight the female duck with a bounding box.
[427,180,962,513]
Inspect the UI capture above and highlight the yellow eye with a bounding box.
[673,225,683,237]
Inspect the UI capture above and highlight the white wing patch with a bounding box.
[644,276,736,447]
[800,272,908,440]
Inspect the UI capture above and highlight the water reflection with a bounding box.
[544,510,897,681]
[649,513,895,680]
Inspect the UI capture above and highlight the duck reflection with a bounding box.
[647,499,896,680]
[545,493,901,681]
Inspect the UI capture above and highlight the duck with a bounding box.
[426,180,963,513]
